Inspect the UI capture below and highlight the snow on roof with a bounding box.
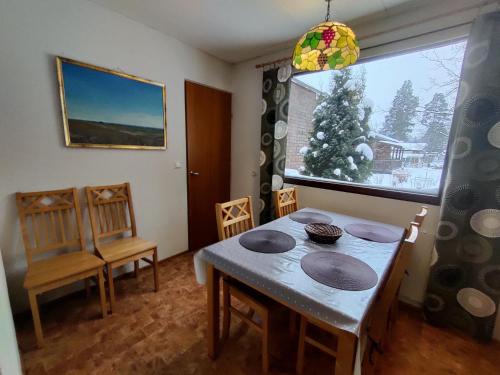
[379,140,403,147]
[399,143,427,151]
[371,131,427,151]
[403,152,426,158]
[368,131,401,143]
[379,141,428,151]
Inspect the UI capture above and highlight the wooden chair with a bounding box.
[414,205,428,227]
[215,196,255,240]
[16,188,107,348]
[274,186,301,334]
[274,187,298,218]
[85,183,159,313]
[362,222,422,373]
[215,196,273,373]
[296,210,426,374]
[386,205,428,340]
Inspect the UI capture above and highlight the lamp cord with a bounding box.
[325,0,332,22]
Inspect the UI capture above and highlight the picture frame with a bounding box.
[56,57,167,150]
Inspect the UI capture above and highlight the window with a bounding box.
[285,39,467,204]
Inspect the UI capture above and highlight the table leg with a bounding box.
[335,331,357,375]
[207,264,220,359]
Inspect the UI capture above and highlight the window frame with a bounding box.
[284,37,468,206]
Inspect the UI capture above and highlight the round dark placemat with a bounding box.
[289,211,332,224]
[344,223,401,243]
[301,251,378,291]
[239,230,296,253]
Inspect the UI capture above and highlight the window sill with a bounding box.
[284,176,442,206]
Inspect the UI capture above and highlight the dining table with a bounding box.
[195,207,405,375]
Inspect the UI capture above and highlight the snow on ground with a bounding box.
[285,166,442,195]
[368,167,441,194]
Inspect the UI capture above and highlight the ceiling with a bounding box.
[91,0,415,63]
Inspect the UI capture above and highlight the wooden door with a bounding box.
[185,81,231,251]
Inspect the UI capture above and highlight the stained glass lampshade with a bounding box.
[292,21,360,71]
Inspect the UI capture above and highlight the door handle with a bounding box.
[189,171,200,176]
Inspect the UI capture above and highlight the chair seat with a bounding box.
[24,252,105,289]
[226,278,277,310]
[96,236,157,263]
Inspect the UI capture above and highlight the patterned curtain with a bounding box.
[424,12,500,341]
[259,64,292,224]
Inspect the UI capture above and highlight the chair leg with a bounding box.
[28,290,44,348]
[84,278,91,298]
[296,316,307,375]
[153,248,159,292]
[97,268,107,318]
[222,281,231,340]
[289,310,298,335]
[389,297,399,332]
[134,260,139,279]
[385,297,399,351]
[262,309,270,374]
[107,263,116,313]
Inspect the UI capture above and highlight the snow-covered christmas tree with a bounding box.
[301,68,373,183]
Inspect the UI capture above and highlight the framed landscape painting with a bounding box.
[56,57,167,150]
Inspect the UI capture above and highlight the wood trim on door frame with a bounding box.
[184,79,232,96]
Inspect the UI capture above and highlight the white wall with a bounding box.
[0,0,232,312]
[0,250,23,375]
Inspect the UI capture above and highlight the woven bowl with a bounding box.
[305,223,343,244]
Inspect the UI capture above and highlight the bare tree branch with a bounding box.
[419,42,466,98]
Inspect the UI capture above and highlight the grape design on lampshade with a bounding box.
[293,21,360,71]
[323,29,335,46]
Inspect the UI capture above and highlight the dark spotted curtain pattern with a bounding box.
[259,65,292,224]
[424,12,500,341]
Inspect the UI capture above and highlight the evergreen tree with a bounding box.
[421,93,451,153]
[381,80,419,141]
[360,105,372,135]
[302,69,373,183]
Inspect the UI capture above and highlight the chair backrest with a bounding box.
[215,196,255,241]
[274,187,298,218]
[85,182,136,247]
[368,222,420,343]
[414,205,428,227]
[16,188,86,266]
